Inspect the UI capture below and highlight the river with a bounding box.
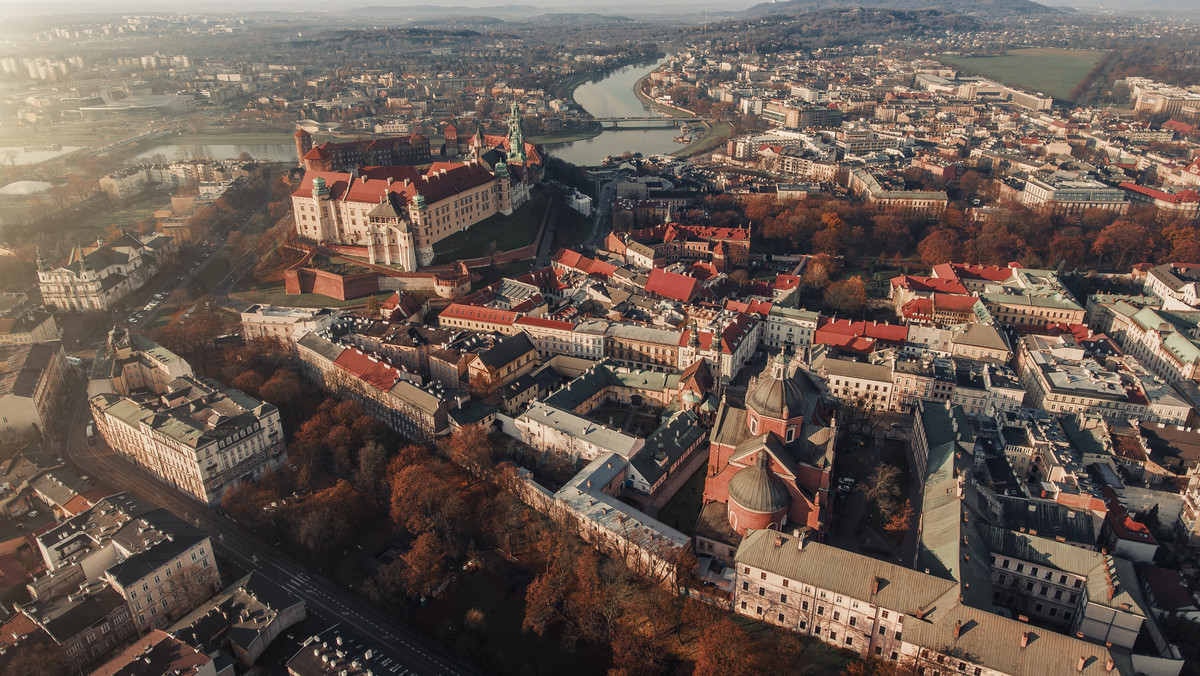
[127,59,677,167]
[543,58,683,166]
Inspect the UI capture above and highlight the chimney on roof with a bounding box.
[1077,656,1087,672]
[953,620,962,639]
[1021,632,1030,648]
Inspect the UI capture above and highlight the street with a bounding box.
[61,393,484,676]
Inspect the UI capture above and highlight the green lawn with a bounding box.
[233,282,393,308]
[431,190,548,265]
[939,48,1108,100]
[552,200,593,250]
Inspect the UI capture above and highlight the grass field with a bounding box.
[939,48,1107,100]
[233,283,393,308]
[430,190,547,265]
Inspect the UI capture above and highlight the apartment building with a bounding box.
[89,335,286,506]
[239,305,336,345]
[0,341,67,441]
[34,494,218,634]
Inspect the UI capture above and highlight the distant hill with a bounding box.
[345,4,542,20]
[742,0,1060,18]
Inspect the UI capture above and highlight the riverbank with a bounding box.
[673,121,733,158]
[529,121,604,145]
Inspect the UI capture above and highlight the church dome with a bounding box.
[728,453,790,515]
[746,352,805,422]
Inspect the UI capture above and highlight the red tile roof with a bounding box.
[724,298,773,318]
[891,274,970,295]
[816,318,907,343]
[931,262,1016,283]
[334,348,404,391]
[1119,182,1200,204]
[515,316,575,331]
[645,268,700,302]
[439,303,517,326]
[292,162,497,209]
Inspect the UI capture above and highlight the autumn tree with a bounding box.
[353,440,390,505]
[389,459,465,538]
[918,228,962,267]
[824,276,867,316]
[442,423,497,483]
[885,499,914,533]
[400,531,449,599]
[693,612,758,676]
[1092,219,1150,270]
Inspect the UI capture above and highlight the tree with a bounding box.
[801,261,830,292]
[259,369,304,426]
[824,276,867,316]
[365,294,381,318]
[400,531,449,599]
[918,228,962,267]
[862,463,903,516]
[354,440,390,505]
[442,423,496,482]
[885,499,914,533]
[693,612,757,676]
[162,563,220,619]
[1092,219,1149,270]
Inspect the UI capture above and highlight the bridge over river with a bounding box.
[591,116,710,128]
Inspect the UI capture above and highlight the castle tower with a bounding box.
[506,101,525,163]
[294,129,312,166]
[494,161,513,215]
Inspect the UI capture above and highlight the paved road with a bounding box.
[62,396,484,676]
[587,179,618,248]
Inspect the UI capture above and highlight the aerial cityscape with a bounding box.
[2,1,1200,675]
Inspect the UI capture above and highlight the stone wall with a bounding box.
[284,268,380,300]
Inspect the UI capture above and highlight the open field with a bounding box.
[430,189,547,265]
[939,48,1107,100]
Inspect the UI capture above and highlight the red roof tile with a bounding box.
[515,316,575,331]
[439,303,517,326]
[645,268,700,302]
[335,348,404,391]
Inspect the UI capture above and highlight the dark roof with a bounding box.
[106,509,208,587]
[746,357,806,422]
[10,342,61,398]
[93,630,212,676]
[728,452,791,514]
[28,586,128,643]
[476,331,536,370]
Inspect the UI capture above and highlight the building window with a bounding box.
[781,594,788,603]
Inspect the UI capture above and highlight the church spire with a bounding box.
[506,100,525,163]
[35,246,48,272]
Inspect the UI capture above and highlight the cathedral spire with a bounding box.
[506,100,525,163]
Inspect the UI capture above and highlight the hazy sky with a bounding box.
[1,0,1194,16]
